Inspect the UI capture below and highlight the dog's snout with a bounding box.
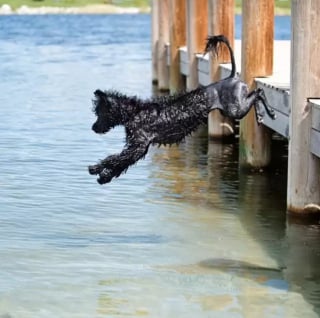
[92,122,98,132]
[92,121,107,134]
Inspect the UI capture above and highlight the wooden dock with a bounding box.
[152,0,320,216]
[173,39,291,138]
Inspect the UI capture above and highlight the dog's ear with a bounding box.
[94,89,105,98]
[92,90,108,114]
[94,90,115,107]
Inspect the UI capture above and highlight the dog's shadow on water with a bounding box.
[199,258,284,274]
[198,257,287,290]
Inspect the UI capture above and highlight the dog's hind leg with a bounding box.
[229,90,262,122]
[247,89,276,124]
[256,89,276,120]
[237,89,275,124]
[97,138,151,184]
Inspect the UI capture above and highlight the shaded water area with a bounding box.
[0,13,320,318]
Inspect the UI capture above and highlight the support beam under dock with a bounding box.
[287,0,320,215]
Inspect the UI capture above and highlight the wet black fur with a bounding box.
[89,35,276,184]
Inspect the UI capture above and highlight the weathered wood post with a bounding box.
[151,0,159,85]
[186,0,208,90]
[157,0,170,91]
[287,0,320,215]
[169,0,186,93]
[239,0,274,168]
[207,0,235,139]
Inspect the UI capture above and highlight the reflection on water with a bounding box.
[147,135,320,317]
[285,218,320,315]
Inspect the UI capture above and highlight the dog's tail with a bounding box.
[204,35,236,78]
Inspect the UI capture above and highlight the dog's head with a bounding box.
[91,89,123,134]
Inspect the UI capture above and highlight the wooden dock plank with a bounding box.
[311,99,320,132]
[256,82,290,138]
[311,99,320,157]
[178,46,189,76]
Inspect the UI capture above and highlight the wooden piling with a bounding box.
[186,0,208,90]
[151,0,159,85]
[157,0,170,91]
[239,0,274,169]
[287,0,320,215]
[207,0,235,139]
[150,0,320,216]
[169,0,186,93]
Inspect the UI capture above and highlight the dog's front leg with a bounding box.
[97,140,150,184]
[88,163,104,175]
[88,138,139,176]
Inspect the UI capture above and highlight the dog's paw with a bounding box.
[88,164,103,175]
[97,169,114,184]
[257,116,264,125]
[267,107,276,120]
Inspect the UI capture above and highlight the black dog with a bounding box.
[89,35,276,184]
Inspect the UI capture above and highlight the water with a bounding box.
[0,13,320,318]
